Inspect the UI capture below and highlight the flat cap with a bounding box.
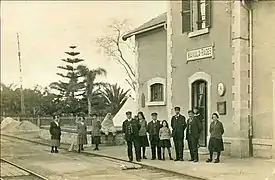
[151,112,158,116]
[174,107,181,110]
[126,111,132,115]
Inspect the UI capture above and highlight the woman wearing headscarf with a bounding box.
[101,113,116,140]
[49,115,61,153]
[91,113,101,151]
[137,111,149,159]
[206,112,225,163]
[76,116,88,153]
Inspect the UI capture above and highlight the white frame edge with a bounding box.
[135,39,140,112]
[188,71,212,141]
[188,28,209,38]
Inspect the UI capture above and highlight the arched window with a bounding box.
[147,77,166,106]
[150,83,164,101]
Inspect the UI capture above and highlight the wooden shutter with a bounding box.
[141,93,145,108]
[159,84,164,101]
[197,0,202,30]
[150,85,154,101]
[182,0,192,33]
[205,0,211,28]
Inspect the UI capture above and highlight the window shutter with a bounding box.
[182,0,192,33]
[159,84,164,101]
[141,93,145,108]
[205,0,211,28]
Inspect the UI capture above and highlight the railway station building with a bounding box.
[123,0,275,158]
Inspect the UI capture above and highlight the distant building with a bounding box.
[123,0,275,159]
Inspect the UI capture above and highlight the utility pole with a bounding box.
[16,33,25,115]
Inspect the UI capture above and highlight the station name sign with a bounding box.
[186,46,213,61]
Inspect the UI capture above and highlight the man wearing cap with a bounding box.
[193,107,203,123]
[147,112,162,160]
[122,111,141,162]
[171,107,187,161]
[186,110,203,162]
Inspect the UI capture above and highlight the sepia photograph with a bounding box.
[1,0,275,180]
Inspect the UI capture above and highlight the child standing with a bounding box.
[159,120,173,160]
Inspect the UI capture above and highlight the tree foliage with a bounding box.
[1,83,57,117]
[50,46,85,99]
[77,64,107,115]
[100,83,130,115]
[1,82,129,117]
[1,45,131,117]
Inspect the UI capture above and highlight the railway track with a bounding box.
[0,158,48,180]
[1,134,203,180]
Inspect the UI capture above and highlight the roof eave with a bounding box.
[122,22,166,41]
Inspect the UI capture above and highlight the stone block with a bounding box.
[253,143,272,159]
[223,142,232,156]
[230,138,250,158]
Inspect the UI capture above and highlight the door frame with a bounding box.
[188,72,212,147]
[191,80,207,147]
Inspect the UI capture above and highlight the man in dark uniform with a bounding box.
[193,107,203,122]
[186,110,203,162]
[193,106,203,148]
[147,112,162,160]
[122,111,141,162]
[171,107,187,161]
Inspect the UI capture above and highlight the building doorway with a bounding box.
[191,80,207,147]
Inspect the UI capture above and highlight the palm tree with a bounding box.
[100,83,130,115]
[77,65,107,115]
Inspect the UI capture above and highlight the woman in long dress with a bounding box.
[101,113,116,140]
[49,115,61,153]
[91,113,101,151]
[77,116,88,153]
[137,111,149,159]
[206,112,225,163]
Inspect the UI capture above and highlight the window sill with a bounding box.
[188,28,209,38]
[146,101,166,107]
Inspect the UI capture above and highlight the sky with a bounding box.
[1,1,167,92]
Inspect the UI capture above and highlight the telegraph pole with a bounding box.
[16,33,25,114]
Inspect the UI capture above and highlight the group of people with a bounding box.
[49,113,103,153]
[49,106,225,164]
[75,113,103,153]
[122,107,225,163]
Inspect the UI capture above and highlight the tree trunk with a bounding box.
[88,98,91,115]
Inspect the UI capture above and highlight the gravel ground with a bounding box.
[1,135,196,180]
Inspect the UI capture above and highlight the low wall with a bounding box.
[39,128,125,147]
[4,116,104,127]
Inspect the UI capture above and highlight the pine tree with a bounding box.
[50,45,85,102]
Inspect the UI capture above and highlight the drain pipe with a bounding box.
[241,0,253,157]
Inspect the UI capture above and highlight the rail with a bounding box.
[0,157,48,180]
